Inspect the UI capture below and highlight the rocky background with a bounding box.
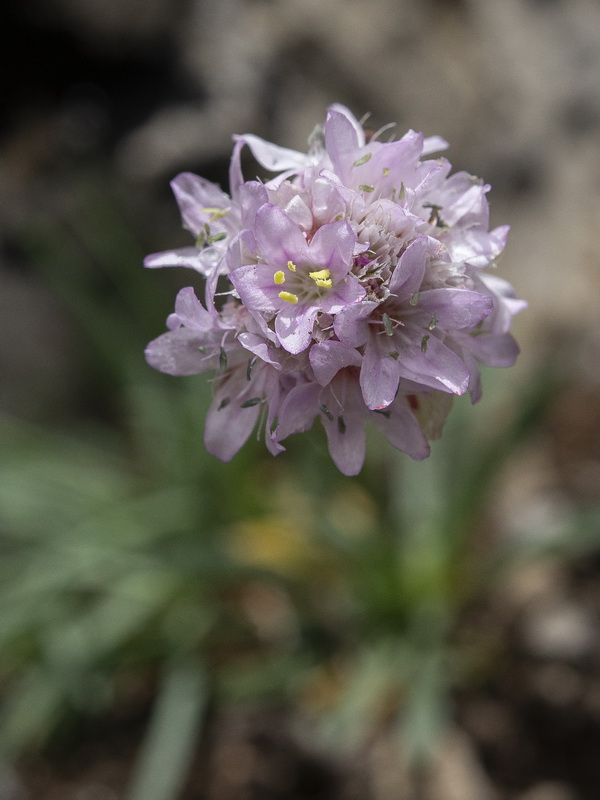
[2,0,600,798]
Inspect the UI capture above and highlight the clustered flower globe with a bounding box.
[145,105,525,475]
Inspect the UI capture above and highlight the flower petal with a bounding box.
[144,247,223,276]
[308,220,355,275]
[309,340,362,385]
[360,332,401,410]
[395,330,470,395]
[145,329,217,376]
[389,236,429,297]
[275,305,318,354]
[234,133,311,172]
[230,264,281,312]
[419,288,494,329]
[171,172,232,235]
[173,287,216,329]
[461,331,521,367]
[255,204,309,266]
[370,398,430,461]
[276,382,321,439]
[205,388,261,461]
[334,300,378,348]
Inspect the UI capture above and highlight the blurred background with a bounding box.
[1,0,600,798]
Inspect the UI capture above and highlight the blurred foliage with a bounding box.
[1,170,600,799]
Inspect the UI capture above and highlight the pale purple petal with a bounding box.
[237,333,283,368]
[461,332,521,367]
[276,382,321,439]
[389,237,429,296]
[145,329,217,376]
[309,340,362,385]
[334,300,379,348]
[173,287,216,329]
[324,107,363,180]
[226,230,257,272]
[370,399,430,460]
[422,135,449,155]
[144,247,223,276]
[316,372,369,475]
[394,331,470,395]
[445,224,509,267]
[327,104,366,145]
[230,264,280,311]
[239,182,269,227]
[308,220,355,274]
[204,390,261,462]
[360,333,401,410]
[282,195,313,231]
[255,204,309,265]
[322,276,366,314]
[171,172,231,235]
[324,418,366,476]
[441,183,489,228]
[418,289,493,329]
[477,273,528,334]
[275,305,319,354]
[354,132,425,191]
[234,133,311,172]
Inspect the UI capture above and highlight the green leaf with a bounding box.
[124,661,209,800]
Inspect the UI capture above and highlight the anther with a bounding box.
[240,397,262,408]
[278,291,299,304]
[287,260,297,272]
[319,404,334,421]
[353,153,372,167]
[309,268,332,288]
[274,270,286,285]
[202,207,229,221]
[246,356,257,381]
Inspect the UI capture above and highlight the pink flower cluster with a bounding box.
[145,105,525,475]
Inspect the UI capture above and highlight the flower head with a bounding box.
[145,105,525,474]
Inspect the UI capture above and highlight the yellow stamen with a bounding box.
[273,270,286,285]
[278,291,299,304]
[308,269,330,281]
[202,207,229,221]
[287,260,297,272]
[309,268,332,288]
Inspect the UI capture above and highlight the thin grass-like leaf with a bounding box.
[124,660,208,800]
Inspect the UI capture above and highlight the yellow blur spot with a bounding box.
[228,517,316,574]
[274,270,286,285]
[287,260,297,272]
[278,291,299,304]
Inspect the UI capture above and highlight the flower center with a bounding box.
[274,260,333,304]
